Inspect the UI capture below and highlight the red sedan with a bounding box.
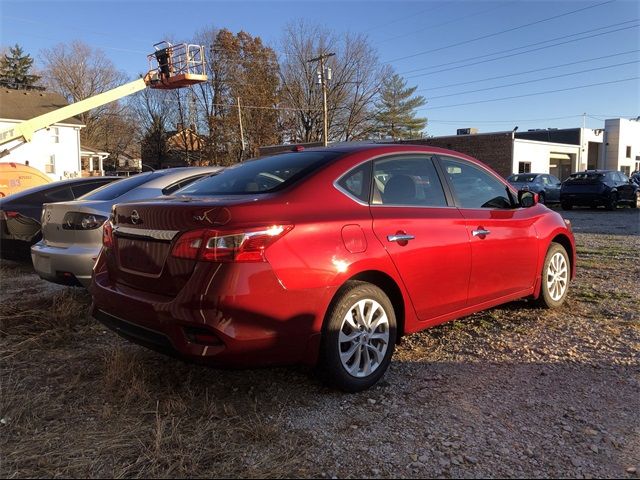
[90,145,576,391]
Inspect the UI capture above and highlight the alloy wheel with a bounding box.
[546,251,568,301]
[338,299,390,378]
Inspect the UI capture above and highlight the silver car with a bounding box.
[31,167,221,287]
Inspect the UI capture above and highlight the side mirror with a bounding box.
[519,190,538,208]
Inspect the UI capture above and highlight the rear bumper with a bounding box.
[560,192,607,206]
[89,262,329,367]
[31,242,99,287]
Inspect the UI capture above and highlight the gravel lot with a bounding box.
[1,206,638,478]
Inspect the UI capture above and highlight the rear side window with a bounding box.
[440,156,512,209]
[79,172,156,201]
[176,151,341,196]
[336,162,371,203]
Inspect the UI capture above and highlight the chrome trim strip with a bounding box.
[113,226,179,241]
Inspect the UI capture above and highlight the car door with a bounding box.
[369,154,471,321]
[437,155,540,305]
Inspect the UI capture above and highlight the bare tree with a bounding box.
[39,41,137,150]
[279,21,385,143]
[131,84,174,169]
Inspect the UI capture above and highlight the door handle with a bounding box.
[387,233,415,243]
[472,228,491,237]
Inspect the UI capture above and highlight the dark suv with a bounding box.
[560,170,639,210]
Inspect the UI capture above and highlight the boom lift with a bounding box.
[0,42,207,157]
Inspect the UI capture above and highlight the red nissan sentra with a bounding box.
[90,144,576,391]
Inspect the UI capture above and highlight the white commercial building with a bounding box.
[602,118,640,175]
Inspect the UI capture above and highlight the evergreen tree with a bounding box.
[374,72,427,140]
[0,44,41,89]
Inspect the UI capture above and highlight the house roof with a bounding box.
[0,89,84,126]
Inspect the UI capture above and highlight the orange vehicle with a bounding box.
[0,163,51,198]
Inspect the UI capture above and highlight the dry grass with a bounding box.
[0,260,310,478]
[1,218,638,478]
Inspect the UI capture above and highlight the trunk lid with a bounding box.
[41,200,111,248]
[106,195,265,296]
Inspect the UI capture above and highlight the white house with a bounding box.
[0,89,84,181]
[80,145,109,177]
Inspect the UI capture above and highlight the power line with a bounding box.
[362,3,448,33]
[427,115,585,124]
[374,3,506,43]
[402,21,639,79]
[383,0,616,63]
[417,49,640,93]
[425,60,639,100]
[420,76,640,111]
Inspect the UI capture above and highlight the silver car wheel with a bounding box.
[339,299,390,378]
[546,251,568,302]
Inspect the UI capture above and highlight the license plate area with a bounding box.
[116,237,170,275]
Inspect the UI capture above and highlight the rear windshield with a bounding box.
[508,174,537,183]
[567,172,605,181]
[176,151,341,195]
[78,172,157,201]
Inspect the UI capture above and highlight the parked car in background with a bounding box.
[560,170,638,210]
[506,173,562,205]
[0,176,119,259]
[31,167,222,287]
[90,145,576,392]
[631,171,640,187]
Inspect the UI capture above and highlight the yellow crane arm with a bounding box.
[0,78,148,148]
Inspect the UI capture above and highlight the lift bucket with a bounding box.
[147,41,208,89]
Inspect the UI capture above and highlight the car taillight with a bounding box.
[102,221,114,248]
[62,212,108,230]
[171,225,293,262]
[0,210,20,220]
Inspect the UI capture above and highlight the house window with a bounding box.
[45,155,56,174]
[626,146,631,158]
[51,127,59,143]
[621,166,631,176]
[518,162,531,174]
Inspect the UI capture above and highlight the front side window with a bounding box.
[440,156,513,209]
[372,155,447,207]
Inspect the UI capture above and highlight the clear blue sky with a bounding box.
[1,0,638,136]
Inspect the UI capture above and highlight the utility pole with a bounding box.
[308,52,335,147]
[237,96,245,162]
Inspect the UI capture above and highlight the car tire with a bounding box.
[632,192,639,209]
[535,243,570,309]
[318,281,397,392]
[561,202,573,210]
[605,193,617,211]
